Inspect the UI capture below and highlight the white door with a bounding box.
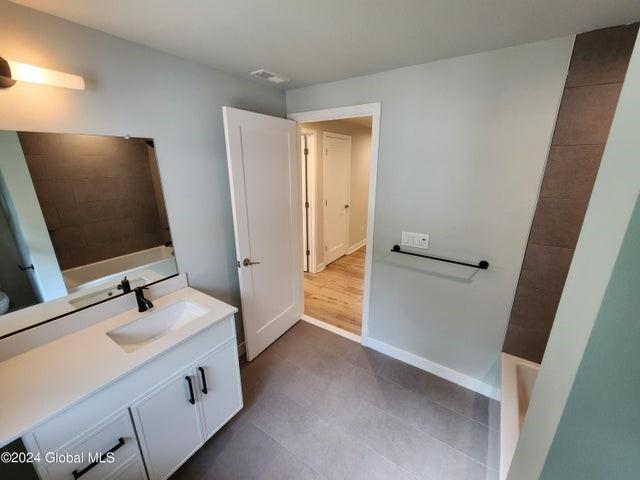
[223,107,302,361]
[323,132,351,265]
[131,367,204,480]
[196,341,243,439]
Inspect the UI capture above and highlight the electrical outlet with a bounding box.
[401,231,429,250]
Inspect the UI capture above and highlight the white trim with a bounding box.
[324,131,351,140]
[301,314,361,343]
[237,341,246,357]
[300,128,318,273]
[362,335,500,400]
[322,131,352,265]
[347,239,366,255]
[288,102,381,341]
[315,262,326,273]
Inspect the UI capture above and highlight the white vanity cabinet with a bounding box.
[131,366,204,480]
[21,314,242,480]
[196,341,243,439]
[131,339,242,480]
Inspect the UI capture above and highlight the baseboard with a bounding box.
[347,239,366,254]
[315,263,325,273]
[362,335,499,400]
[301,314,361,343]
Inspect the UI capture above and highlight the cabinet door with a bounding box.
[195,341,243,439]
[131,367,204,480]
[105,456,147,480]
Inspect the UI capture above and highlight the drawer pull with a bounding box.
[198,366,208,395]
[185,376,196,405]
[72,437,125,479]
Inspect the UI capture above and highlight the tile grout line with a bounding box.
[302,321,496,428]
[248,391,421,480]
[251,324,498,469]
[345,350,496,430]
[248,421,329,480]
[330,379,495,471]
[563,80,623,89]
[318,354,496,468]
[244,351,428,477]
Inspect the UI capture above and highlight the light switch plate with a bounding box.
[401,231,429,250]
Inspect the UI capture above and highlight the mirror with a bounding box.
[0,131,177,336]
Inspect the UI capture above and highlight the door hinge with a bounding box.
[306,250,310,256]
[325,147,328,156]
[325,200,328,206]
[325,245,328,251]
[304,148,309,156]
[305,201,309,208]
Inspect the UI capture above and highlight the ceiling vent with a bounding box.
[250,69,289,84]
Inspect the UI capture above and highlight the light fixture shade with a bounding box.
[1,58,84,90]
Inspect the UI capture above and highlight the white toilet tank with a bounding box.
[0,291,9,315]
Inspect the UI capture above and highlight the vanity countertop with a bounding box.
[0,287,237,447]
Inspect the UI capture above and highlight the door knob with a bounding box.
[242,258,261,267]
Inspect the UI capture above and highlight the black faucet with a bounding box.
[134,286,154,312]
[117,276,131,293]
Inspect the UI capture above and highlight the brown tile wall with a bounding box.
[502,24,639,363]
[18,133,167,270]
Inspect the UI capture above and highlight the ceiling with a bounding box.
[11,0,640,89]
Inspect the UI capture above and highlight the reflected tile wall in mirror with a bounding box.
[21,134,167,270]
[0,131,178,336]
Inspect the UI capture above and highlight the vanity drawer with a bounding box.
[43,412,141,480]
[106,456,147,480]
[30,316,235,453]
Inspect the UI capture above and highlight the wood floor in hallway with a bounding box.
[304,246,365,335]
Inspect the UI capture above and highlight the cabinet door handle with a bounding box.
[198,366,208,395]
[72,437,125,479]
[185,376,196,405]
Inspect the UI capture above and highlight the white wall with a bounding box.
[287,37,574,390]
[508,34,640,480]
[0,1,285,340]
[301,119,371,268]
[0,131,66,301]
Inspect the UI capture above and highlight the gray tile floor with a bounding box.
[171,321,500,480]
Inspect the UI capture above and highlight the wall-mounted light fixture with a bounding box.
[0,57,85,90]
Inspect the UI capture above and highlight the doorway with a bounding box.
[224,104,379,360]
[297,116,373,337]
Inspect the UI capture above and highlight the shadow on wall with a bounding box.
[380,251,482,284]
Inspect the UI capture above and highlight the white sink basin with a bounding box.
[107,300,209,352]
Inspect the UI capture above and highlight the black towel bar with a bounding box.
[391,245,489,270]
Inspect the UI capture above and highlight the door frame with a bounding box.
[288,103,381,340]
[322,131,352,267]
[300,128,318,273]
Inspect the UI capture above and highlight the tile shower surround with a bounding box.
[502,24,639,363]
[19,133,167,270]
